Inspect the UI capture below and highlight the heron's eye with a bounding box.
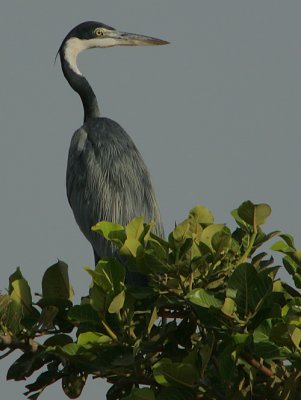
[95,28,105,37]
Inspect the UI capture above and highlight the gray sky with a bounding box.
[1,1,301,398]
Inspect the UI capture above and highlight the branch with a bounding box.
[0,334,41,353]
[240,352,273,378]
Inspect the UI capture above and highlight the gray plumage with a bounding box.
[67,117,164,262]
[58,21,167,269]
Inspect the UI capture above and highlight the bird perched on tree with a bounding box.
[57,21,167,278]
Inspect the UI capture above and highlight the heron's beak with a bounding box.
[109,30,169,46]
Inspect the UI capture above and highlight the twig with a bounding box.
[240,352,273,377]
[0,348,14,360]
[157,309,189,319]
[237,231,257,265]
[0,334,41,353]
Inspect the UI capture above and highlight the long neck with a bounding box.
[60,47,100,123]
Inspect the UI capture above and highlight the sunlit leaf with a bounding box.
[92,221,126,246]
[186,288,222,309]
[271,241,295,254]
[125,217,145,240]
[288,326,301,349]
[120,238,144,257]
[108,290,125,314]
[77,332,111,346]
[200,224,225,250]
[173,219,190,243]
[188,205,214,225]
[10,279,32,315]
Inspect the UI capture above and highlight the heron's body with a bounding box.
[59,21,167,266]
[67,117,163,261]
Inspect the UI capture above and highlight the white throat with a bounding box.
[64,37,88,75]
[64,36,118,75]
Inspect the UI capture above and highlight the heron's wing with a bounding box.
[66,118,164,260]
[66,127,87,206]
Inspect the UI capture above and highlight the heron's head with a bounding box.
[59,21,169,75]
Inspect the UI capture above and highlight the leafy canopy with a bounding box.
[0,200,301,400]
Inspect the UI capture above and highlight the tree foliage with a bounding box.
[1,201,301,399]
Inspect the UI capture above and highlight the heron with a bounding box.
[58,21,167,282]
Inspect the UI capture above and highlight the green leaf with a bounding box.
[156,387,195,400]
[253,320,272,343]
[288,326,301,349]
[173,219,190,243]
[148,306,158,334]
[10,278,32,315]
[120,238,144,257]
[188,205,214,225]
[227,263,272,317]
[211,226,232,253]
[222,297,236,316]
[253,340,284,360]
[279,233,296,249]
[199,344,213,374]
[77,332,111,346]
[8,267,24,294]
[125,216,145,240]
[153,358,199,388]
[200,224,225,250]
[89,284,107,315]
[271,241,295,254]
[25,371,61,397]
[186,289,222,309]
[68,304,100,324]
[123,388,155,400]
[283,255,301,289]
[254,203,272,226]
[108,290,125,313]
[232,333,250,346]
[43,334,73,347]
[7,350,45,381]
[86,258,125,294]
[0,277,35,334]
[62,371,87,399]
[231,208,248,230]
[58,343,79,356]
[41,261,74,304]
[86,259,125,315]
[238,201,271,227]
[218,350,236,380]
[92,221,126,246]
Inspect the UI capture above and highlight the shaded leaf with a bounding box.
[44,334,73,347]
[153,358,199,388]
[41,261,73,305]
[68,304,100,324]
[227,263,272,317]
[238,201,271,227]
[123,387,155,400]
[62,371,87,399]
